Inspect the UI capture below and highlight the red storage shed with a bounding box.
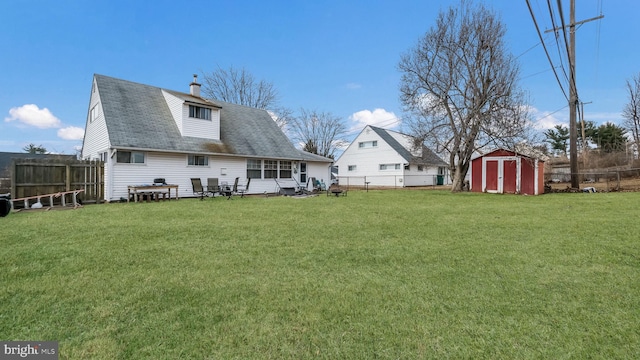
[470,149,545,195]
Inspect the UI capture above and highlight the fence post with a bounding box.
[66,164,71,191]
[10,159,16,199]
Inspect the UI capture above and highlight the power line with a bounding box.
[544,0,603,188]
[534,104,569,123]
[593,0,603,100]
[519,66,561,81]
[516,39,545,59]
[546,0,571,85]
[525,0,569,102]
[555,0,579,103]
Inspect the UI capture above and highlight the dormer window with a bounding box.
[189,105,211,120]
[359,140,377,149]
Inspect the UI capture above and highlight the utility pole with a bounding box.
[546,1,603,188]
[568,0,578,188]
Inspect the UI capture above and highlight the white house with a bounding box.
[81,74,332,201]
[335,125,449,187]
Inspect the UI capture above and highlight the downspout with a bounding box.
[107,148,116,201]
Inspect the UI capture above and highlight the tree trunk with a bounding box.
[451,167,464,192]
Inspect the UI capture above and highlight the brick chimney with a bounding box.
[190,74,201,97]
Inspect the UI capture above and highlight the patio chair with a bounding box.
[207,178,220,197]
[310,177,320,192]
[191,178,207,200]
[236,178,251,198]
[315,178,327,191]
[224,177,251,199]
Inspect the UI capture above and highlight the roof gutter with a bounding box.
[110,146,332,162]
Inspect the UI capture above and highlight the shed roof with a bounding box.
[475,148,545,162]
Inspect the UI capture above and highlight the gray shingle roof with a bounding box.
[369,126,447,166]
[95,74,331,162]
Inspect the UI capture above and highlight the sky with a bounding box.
[0,0,635,156]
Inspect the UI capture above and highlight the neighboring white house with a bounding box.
[335,125,449,187]
[81,74,333,201]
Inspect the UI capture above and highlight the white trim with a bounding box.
[481,156,521,194]
[533,159,539,195]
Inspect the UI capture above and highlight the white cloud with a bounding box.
[345,83,362,90]
[57,126,85,140]
[348,108,399,131]
[529,106,567,130]
[529,106,626,130]
[5,104,62,129]
[586,111,624,124]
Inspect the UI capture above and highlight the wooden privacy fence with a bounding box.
[10,158,104,208]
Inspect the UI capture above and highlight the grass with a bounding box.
[1,190,639,359]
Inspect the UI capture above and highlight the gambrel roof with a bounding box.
[368,126,447,166]
[94,74,330,162]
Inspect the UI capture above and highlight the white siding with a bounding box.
[335,127,405,187]
[181,105,220,139]
[106,153,330,200]
[162,90,220,140]
[403,165,440,186]
[109,152,241,200]
[335,126,450,187]
[81,78,110,159]
[305,161,332,189]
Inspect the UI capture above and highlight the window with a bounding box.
[438,167,446,175]
[279,161,292,178]
[187,154,208,166]
[417,165,424,172]
[247,159,261,179]
[264,160,278,179]
[404,164,410,170]
[299,162,307,183]
[89,105,97,123]
[379,163,400,171]
[358,140,378,149]
[116,151,145,164]
[348,165,357,171]
[188,105,212,120]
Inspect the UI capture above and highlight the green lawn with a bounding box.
[1,190,639,359]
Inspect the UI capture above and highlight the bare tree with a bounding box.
[398,0,530,191]
[268,106,294,132]
[623,73,640,154]
[288,109,347,159]
[201,65,278,109]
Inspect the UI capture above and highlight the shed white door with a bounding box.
[482,157,520,194]
[485,160,499,192]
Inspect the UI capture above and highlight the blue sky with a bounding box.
[0,0,634,155]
